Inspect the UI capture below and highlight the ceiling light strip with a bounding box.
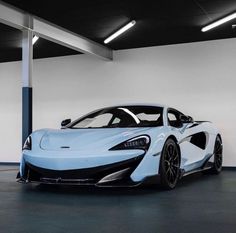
[104,20,136,44]
[202,12,236,32]
[32,35,39,45]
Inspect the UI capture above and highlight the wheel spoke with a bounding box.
[169,170,174,182]
[166,166,171,174]
[173,153,178,162]
[164,160,170,166]
[214,140,222,169]
[168,145,173,156]
[162,141,181,186]
[171,167,176,176]
[215,141,222,153]
[172,147,177,156]
[217,155,222,166]
[165,147,170,159]
[167,169,172,181]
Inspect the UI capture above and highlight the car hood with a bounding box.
[39,127,155,151]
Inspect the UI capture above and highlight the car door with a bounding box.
[167,108,206,172]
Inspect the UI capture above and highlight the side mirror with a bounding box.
[61,119,71,127]
[180,115,194,123]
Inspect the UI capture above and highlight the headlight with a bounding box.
[23,136,32,150]
[110,135,150,151]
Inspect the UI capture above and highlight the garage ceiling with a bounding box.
[1,0,236,62]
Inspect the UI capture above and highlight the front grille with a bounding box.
[24,154,144,184]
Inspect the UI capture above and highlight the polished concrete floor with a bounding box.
[0,166,236,233]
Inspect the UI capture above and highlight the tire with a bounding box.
[210,135,223,174]
[159,138,181,189]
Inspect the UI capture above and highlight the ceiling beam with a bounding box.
[33,17,112,60]
[0,1,113,60]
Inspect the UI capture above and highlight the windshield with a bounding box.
[69,106,163,129]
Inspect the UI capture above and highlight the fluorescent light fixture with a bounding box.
[202,12,236,32]
[32,35,39,45]
[104,20,136,44]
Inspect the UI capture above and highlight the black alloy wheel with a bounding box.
[160,138,180,189]
[211,135,223,174]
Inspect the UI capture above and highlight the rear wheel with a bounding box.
[159,138,180,189]
[210,135,223,174]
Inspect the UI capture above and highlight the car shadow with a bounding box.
[19,171,218,196]
[21,182,160,196]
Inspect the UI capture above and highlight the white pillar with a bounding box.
[22,29,33,87]
[22,28,33,146]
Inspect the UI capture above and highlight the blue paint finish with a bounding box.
[18,104,221,186]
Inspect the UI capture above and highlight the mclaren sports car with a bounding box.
[17,104,223,189]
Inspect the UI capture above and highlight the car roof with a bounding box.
[102,103,167,109]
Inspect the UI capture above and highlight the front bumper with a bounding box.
[18,155,147,187]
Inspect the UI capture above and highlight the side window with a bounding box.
[111,117,121,125]
[167,109,183,128]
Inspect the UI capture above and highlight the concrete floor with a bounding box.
[0,166,236,233]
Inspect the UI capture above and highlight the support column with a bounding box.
[22,29,33,146]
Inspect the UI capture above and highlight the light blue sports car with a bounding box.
[17,104,223,189]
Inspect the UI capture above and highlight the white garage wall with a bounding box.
[0,38,236,166]
[0,62,21,162]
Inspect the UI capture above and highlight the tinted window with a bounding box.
[69,106,163,128]
[167,109,183,128]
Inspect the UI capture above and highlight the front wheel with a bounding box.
[159,138,180,189]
